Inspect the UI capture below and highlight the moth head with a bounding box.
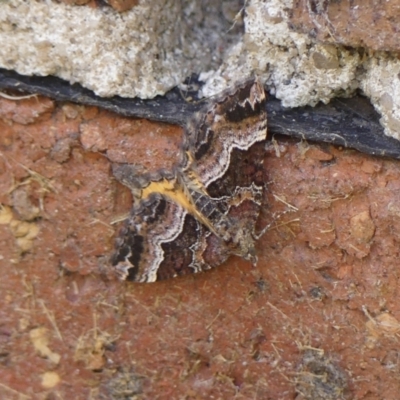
[228,224,258,266]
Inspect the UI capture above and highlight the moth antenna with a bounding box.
[254,209,294,240]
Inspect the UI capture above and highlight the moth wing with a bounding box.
[112,194,230,282]
[183,79,267,188]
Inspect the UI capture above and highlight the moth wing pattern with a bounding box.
[183,79,267,187]
[182,79,267,263]
[112,195,235,282]
[111,78,268,282]
[112,193,200,282]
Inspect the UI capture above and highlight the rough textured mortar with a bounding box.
[0,0,240,98]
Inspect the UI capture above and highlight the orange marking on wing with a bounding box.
[140,178,216,234]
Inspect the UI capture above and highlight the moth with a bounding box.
[111,79,267,282]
